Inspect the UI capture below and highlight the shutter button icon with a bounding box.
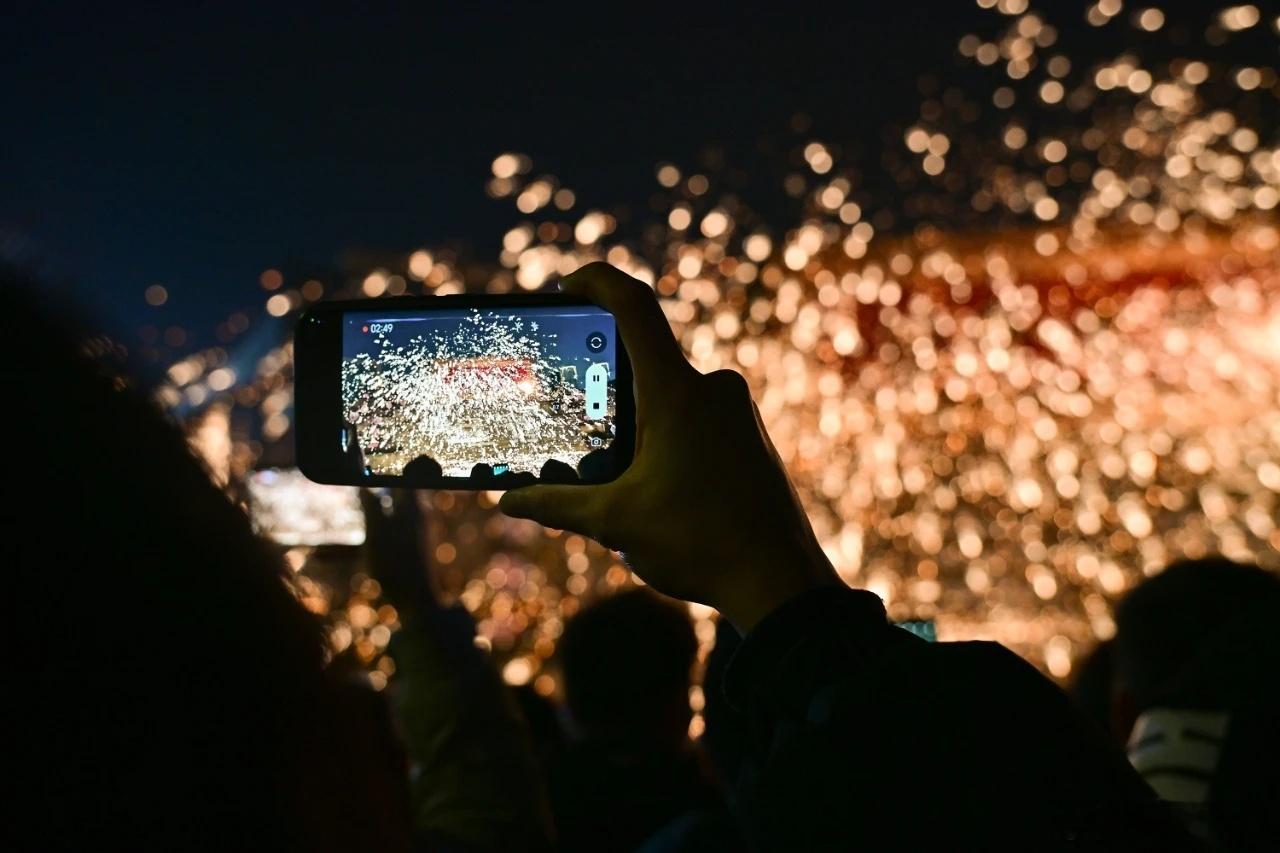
[585,363,608,420]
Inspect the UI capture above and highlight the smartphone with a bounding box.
[295,294,634,489]
[894,619,938,642]
[246,467,366,546]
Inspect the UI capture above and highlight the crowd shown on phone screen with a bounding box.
[11,263,1278,851]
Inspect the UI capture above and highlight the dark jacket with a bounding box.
[720,588,1202,851]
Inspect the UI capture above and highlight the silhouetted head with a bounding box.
[1114,557,1280,714]
[558,588,697,748]
[1067,639,1118,741]
[1113,562,1280,848]
[7,273,409,850]
[402,453,444,482]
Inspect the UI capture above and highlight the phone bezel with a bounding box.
[295,293,635,490]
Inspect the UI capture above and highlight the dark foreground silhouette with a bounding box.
[1110,558,1280,850]
[8,264,1220,851]
[549,590,721,852]
[9,279,412,849]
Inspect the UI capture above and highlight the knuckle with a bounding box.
[583,261,640,292]
[615,275,653,306]
[706,368,751,399]
[592,491,629,544]
[579,260,615,278]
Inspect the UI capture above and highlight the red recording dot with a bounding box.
[362,325,369,333]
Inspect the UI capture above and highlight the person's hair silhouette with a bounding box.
[549,589,719,851]
[558,588,698,744]
[1114,557,1280,712]
[7,274,410,850]
[1113,557,1280,848]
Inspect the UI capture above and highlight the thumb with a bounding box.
[499,484,606,536]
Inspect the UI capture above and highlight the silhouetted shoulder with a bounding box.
[722,589,1198,851]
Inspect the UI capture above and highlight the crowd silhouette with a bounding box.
[11,262,1279,851]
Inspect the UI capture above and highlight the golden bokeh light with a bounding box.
[158,1,1278,690]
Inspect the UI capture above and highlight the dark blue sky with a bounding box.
[4,1,977,338]
[7,1,1245,349]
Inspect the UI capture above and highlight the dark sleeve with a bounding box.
[721,588,1203,851]
[391,605,554,852]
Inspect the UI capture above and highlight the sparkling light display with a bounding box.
[343,311,608,477]
[150,3,1277,698]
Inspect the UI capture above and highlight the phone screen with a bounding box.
[340,305,620,479]
[247,468,365,546]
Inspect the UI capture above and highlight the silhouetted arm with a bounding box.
[364,492,553,851]
[390,607,553,852]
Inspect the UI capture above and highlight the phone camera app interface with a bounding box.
[341,306,617,478]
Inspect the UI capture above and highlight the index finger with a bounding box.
[560,262,692,393]
[499,482,614,545]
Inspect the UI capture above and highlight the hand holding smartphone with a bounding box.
[497,264,843,632]
[299,263,841,633]
[295,293,635,489]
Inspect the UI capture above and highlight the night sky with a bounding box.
[3,1,1244,343]
[3,2,978,332]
